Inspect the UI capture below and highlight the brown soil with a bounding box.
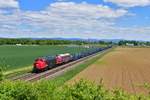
[69,47,150,94]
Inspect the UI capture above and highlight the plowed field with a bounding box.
[70,47,150,94]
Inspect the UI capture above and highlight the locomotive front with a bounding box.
[33,58,48,72]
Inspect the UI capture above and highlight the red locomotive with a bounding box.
[33,58,48,71]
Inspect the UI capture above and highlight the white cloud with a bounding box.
[50,2,127,18]
[0,2,150,41]
[0,0,19,8]
[104,0,150,7]
[108,26,150,41]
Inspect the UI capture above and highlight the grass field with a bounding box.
[0,45,88,71]
[70,47,150,94]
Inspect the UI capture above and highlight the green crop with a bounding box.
[0,45,88,71]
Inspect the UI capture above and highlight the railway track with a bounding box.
[11,73,37,81]
[12,48,111,82]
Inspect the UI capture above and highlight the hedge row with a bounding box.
[0,80,150,100]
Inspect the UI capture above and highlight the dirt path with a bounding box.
[69,47,150,94]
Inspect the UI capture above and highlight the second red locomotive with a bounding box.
[55,53,72,65]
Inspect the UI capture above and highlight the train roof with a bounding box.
[57,53,71,57]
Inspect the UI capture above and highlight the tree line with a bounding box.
[118,40,150,46]
[0,38,111,45]
[1,38,149,46]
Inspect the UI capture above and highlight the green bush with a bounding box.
[0,67,4,81]
[0,80,150,100]
[0,81,38,100]
[54,80,150,100]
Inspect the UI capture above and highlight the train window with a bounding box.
[36,58,44,62]
[35,59,40,61]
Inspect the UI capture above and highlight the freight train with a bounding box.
[32,46,112,73]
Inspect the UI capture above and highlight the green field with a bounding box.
[0,45,88,71]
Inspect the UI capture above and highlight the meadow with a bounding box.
[0,45,88,71]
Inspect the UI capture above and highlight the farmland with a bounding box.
[70,47,150,94]
[1,47,150,100]
[0,45,89,71]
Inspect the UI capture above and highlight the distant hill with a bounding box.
[30,38,124,43]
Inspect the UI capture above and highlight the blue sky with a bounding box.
[0,0,150,41]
